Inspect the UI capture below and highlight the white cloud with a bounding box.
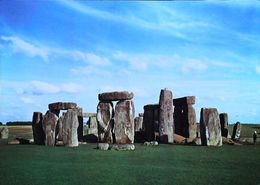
[61,83,83,93]
[181,59,208,73]
[1,36,49,62]
[31,81,60,94]
[256,66,260,74]
[20,97,35,104]
[70,50,110,66]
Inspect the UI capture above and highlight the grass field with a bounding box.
[0,143,259,185]
[0,125,260,185]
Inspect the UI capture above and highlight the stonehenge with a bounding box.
[26,88,237,149]
[200,108,222,146]
[97,91,135,145]
[0,126,9,139]
[173,96,197,139]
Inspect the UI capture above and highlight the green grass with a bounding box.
[0,143,259,185]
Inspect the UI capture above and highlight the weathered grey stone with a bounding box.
[159,89,174,143]
[114,100,135,144]
[232,122,242,141]
[139,113,144,117]
[134,116,143,132]
[98,91,134,101]
[32,112,45,145]
[111,144,135,151]
[97,102,114,143]
[83,113,97,118]
[48,102,77,110]
[173,97,197,139]
[143,104,159,141]
[144,141,158,146]
[42,110,58,146]
[0,126,9,139]
[200,108,222,146]
[56,114,64,141]
[62,109,79,147]
[173,96,195,106]
[219,113,229,137]
[76,108,84,141]
[87,116,98,135]
[97,143,109,150]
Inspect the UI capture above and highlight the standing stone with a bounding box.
[159,89,174,143]
[0,126,9,139]
[56,114,64,141]
[134,116,143,132]
[114,100,135,144]
[232,122,242,141]
[42,110,58,146]
[200,108,222,146]
[143,104,159,141]
[87,116,98,136]
[76,107,84,141]
[32,112,45,145]
[97,102,114,143]
[219,113,229,137]
[173,96,197,139]
[98,91,134,101]
[62,109,79,147]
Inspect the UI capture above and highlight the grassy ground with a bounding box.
[0,143,259,185]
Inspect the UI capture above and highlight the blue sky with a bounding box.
[0,1,260,124]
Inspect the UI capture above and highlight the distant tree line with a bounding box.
[6,121,32,126]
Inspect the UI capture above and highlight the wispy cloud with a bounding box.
[1,36,49,62]
[181,59,208,73]
[256,66,260,74]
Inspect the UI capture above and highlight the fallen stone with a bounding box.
[232,122,242,141]
[32,112,45,145]
[134,116,143,132]
[98,91,134,101]
[8,140,20,145]
[56,140,64,146]
[173,96,195,106]
[219,113,229,137]
[98,143,109,150]
[173,133,186,144]
[84,134,98,143]
[200,108,222,146]
[42,110,58,146]
[159,89,174,143]
[114,100,135,144]
[16,138,30,144]
[144,141,158,146]
[48,102,77,110]
[62,109,79,147]
[97,102,114,143]
[0,126,9,139]
[111,144,135,151]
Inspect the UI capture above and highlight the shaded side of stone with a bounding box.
[143,104,159,142]
[32,112,45,145]
[173,96,195,106]
[219,113,229,137]
[77,108,84,141]
[232,122,242,141]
